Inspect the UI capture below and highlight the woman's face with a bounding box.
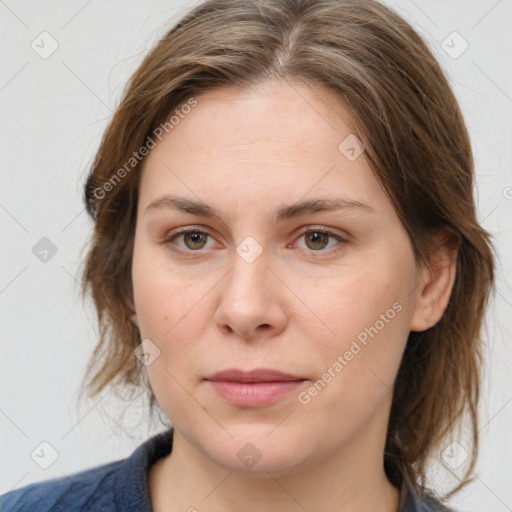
[132,80,426,475]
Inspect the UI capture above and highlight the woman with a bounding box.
[0,0,495,511]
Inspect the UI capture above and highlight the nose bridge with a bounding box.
[225,238,271,304]
[215,237,288,338]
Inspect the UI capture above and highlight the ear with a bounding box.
[128,301,139,327]
[130,312,139,327]
[409,228,460,332]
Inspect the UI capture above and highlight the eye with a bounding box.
[291,228,348,254]
[161,226,348,256]
[162,227,218,253]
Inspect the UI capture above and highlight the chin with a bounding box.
[199,425,313,476]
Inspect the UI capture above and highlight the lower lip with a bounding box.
[207,380,306,407]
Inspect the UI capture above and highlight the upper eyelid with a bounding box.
[165,225,347,239]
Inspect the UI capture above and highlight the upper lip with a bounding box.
[205,368,305,383]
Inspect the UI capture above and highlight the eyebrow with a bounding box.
[144,194,374,222]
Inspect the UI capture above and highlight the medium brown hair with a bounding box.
[78,0,495,498]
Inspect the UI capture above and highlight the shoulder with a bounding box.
[0,429,174,512]
[401,477,455,512]
[420,491,455,512]
[0,459,123,512]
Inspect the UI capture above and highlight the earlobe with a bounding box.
[130,313,139,327]
[409,229,460,332]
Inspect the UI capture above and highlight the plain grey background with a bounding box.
[1,0,511,510]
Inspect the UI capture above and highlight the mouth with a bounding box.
[204,368,307,407]
[205,367,305,383]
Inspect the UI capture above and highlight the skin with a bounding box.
[130,79,457,512]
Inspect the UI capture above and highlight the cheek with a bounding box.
[312,287,408,388]
[131,246,210,424]
[299,251,415,405]
[132,240,206,340]
[295,301,409,441]
[309,260,411,345]
[131,242,219,403]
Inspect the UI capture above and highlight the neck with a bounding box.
[149,392,400,512]
[149,419,401,512]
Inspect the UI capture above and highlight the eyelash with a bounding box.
[161,226,348,257]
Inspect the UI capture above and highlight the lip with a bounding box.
[205,368,305,382]
[204,368,307,407]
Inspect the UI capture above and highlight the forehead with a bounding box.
[143,80,361,167]
[174,79,359,146]
[136,80,391,220]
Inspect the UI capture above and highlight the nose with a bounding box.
[214,249,288,341]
